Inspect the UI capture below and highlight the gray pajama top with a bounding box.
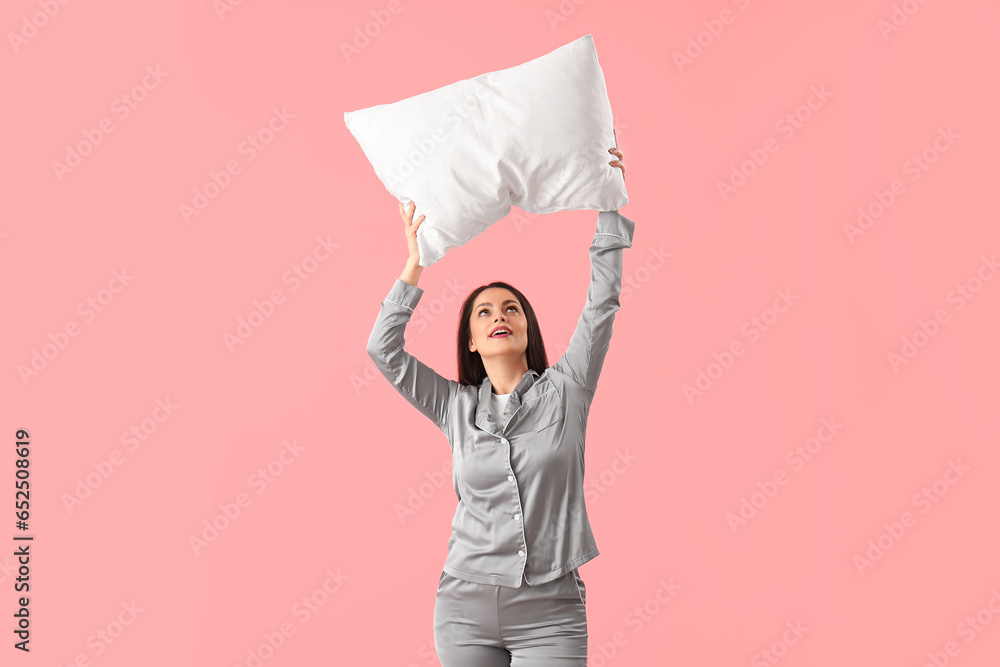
[366,209,636,588]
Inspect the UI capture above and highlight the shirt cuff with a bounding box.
[385,278,424,312]
[595,210,636,248]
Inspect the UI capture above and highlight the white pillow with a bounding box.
[343,34,628,267]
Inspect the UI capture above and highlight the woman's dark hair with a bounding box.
[457,281,548,387]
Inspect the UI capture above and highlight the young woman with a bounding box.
[367,147,633,666]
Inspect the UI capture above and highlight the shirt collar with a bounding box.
[475,369,540,432]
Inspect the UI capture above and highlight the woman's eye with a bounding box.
[478,306,517,315]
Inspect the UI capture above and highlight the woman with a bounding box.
[366,146,633,666]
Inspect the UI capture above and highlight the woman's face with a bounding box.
[468,287,529,361]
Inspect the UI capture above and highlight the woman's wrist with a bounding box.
[400,257,423,286]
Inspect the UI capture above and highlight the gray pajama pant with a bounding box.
[433,568,588,666]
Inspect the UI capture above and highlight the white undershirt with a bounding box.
[490,390,512,430]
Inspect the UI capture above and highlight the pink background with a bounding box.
[4,1,1000,665]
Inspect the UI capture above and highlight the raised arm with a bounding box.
[366,277,459,434]
[366,201,459,435]
[548,209,636,401]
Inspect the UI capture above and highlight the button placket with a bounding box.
[505,442,528,562]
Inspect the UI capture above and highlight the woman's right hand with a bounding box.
[399,201,425,264]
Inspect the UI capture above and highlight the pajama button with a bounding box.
[507,475,514,481]
[514,514,520,521]
[518,550,524,557]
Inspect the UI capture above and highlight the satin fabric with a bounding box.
[367,210,636,589]
[434,568,588,666]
